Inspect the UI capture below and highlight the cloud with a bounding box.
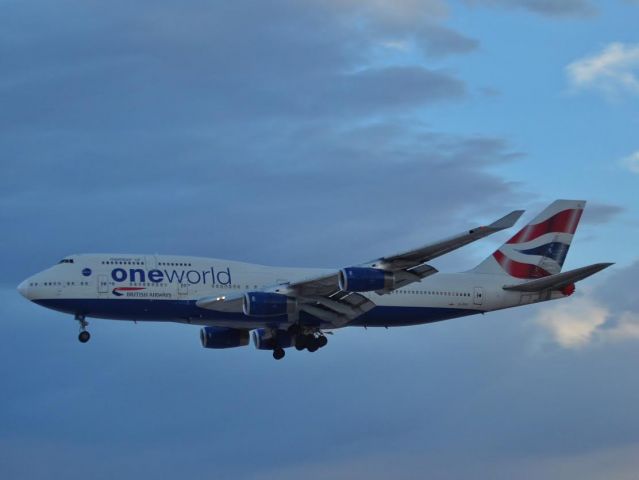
[465,0,596,17]
[535,296,608,348]
[621,150,639,173]
[324,0,450,23]
[566,43,639,97]
[0,1,472,135]
[0,119,521,283]
[581,202,624,224]
[415,24,479,57]
[321,0,479,57]
[534,262,639,348]
[249,443,639,480]
[0,0,513,284]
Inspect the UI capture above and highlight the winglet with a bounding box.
[488,209,525,230]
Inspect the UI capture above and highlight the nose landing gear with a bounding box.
[75,314,90,343]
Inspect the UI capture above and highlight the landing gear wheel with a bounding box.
[318,335,328,348]
[307,339,319,353]
[273,347,285,360]
[75,314,90,343]
[295,334,310,350]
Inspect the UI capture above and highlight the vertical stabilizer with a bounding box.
[472,200,586,278]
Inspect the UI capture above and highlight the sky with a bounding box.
[1,0,639,478]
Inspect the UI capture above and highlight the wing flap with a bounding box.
[196,293,244,312]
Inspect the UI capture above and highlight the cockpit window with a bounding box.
[58,259,75,264]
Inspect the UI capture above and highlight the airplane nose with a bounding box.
[17,279,30,299]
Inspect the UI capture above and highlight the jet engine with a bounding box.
[243,292,296,317]
[338,267,395,292]
[200,327,250,349]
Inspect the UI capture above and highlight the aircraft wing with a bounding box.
[197,209,524,327]
[361,209,524,271]
[284,208,524,297]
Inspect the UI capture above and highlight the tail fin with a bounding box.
[472,200,586,278]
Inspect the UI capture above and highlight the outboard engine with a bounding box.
[200,327,250,349]
[243,292,296,316]
[338,267,395,292]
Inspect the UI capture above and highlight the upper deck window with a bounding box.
[58,259,74,264]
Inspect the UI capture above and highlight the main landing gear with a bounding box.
[76,314,91,343]
[293,331,328,353]
[269,330,329,360]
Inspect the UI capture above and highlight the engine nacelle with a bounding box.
[243,292,296,317]
[251,328,294,350]
[200,327,250,349]
[338,267,395,292]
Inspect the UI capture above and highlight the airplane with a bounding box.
[17,199,612,360]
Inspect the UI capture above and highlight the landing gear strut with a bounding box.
[76,314,90,343]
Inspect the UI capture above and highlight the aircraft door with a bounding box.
[473,287,484,306]
[178,283,188,296]
[98,275,109,294]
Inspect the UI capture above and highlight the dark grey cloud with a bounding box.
[595,261,639,316]
[316,0,479,57]
[416,24,479,57]
[0,0,472,136]
[465,0,597,17]
[0,119,521,282]
[0,0,516,283]
[581,202,624,225]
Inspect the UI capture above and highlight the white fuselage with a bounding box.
[18,253,565,329]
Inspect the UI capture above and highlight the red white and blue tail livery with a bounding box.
[474,200,585,279]
[17,200,612,360]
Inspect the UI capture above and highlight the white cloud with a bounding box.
[379,39,411,51]
[566,42,639,97]
[535,295,639,348]
[535,296,608,348]
[621,150,639,174]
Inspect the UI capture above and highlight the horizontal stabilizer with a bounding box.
[503,262,613,292]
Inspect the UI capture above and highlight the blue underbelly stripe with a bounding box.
[33,298,480,327]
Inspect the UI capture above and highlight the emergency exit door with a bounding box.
[473,287,484,306]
